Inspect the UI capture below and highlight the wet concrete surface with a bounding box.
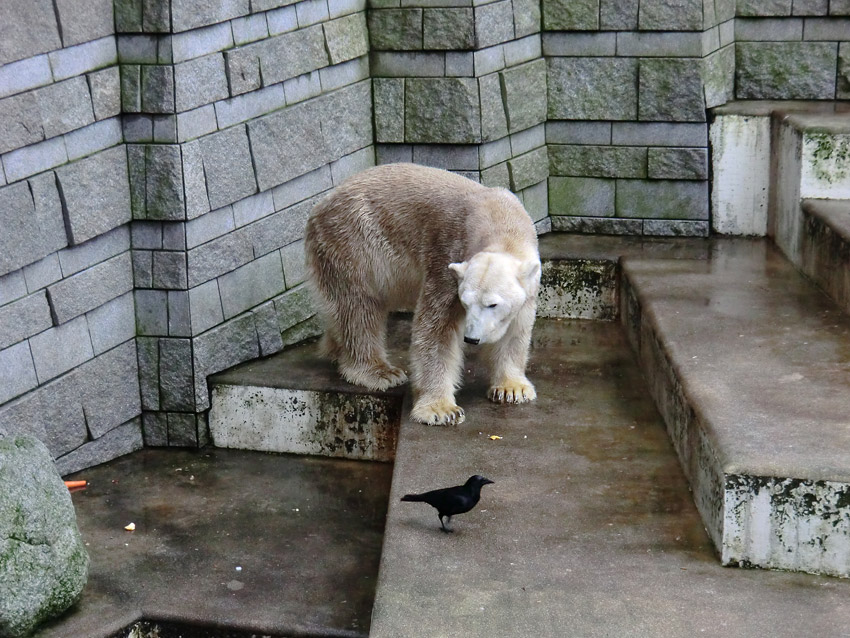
[36,449,392,638]
[371,318,850,637]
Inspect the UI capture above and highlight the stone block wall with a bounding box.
[117,0,374,447]
[0,0,142,475]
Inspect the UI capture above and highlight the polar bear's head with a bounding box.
[449,252,540,345]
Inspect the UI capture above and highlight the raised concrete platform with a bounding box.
[622,238,850,577]
[36,448,392,638]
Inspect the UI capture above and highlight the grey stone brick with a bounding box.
[48,36,117,82]
[369,9,423,50]
[132,221,162,250]
[737,0,792,15]
[616,32,702,57]
[55,418,143,477]
[648,147,708,179]
[271,165,333,211]
[59,225,130,276]
[611,122,707,146]
[199,124,258,209]
[47,252,133,325]
[413,145,479,171]
[329,0,364,18]
[643,219,708,236]
[143,0,171,32]
[215,85,286,129]
[56,146,132,245]
[513,0,541,37]
[186,205,236,248]
[735,41,838,99]
[0,292,52,350]
[141,65,176,113]
[86,292,135,355]
[638,0,703,30]
[376,144,413,164]
[0,271,27,307]
[168,290,191,336]
[161,222,185,250]
[274,284,315,331]
[192,313,259,409]
[281,240,307,289]
[474,46,506,76]
[639,58,706,122]
[480,161,509,188]
[174,54,229,112]
[511,124,545,156]
[446,52,474,76]
[172,22,234,63]
[508,147,548,191]
[87,67,121,121]
[142,411,168,446]
[232,192,273,227]
[181,140,211,219]
[252,300,284,356]
[159,338,195,410]
[64,118,123,162]
[479,136,512,169]
[0,341,38,404]
[262,26,330,86]
[123,114,154,143]
[319,55,370,92]
[736,17,804,40]
[284,70,323,105]
[475,0,515,48]
[372,51,446,77]
[478,74,508,142]
[803,17,850,40]
[503,34,542,67]
[187,229,254,287]
[0,55,52,100]
[324,13,370,64]
[218,251,285,319]
[249,101,328,190]
[121,64,142,113]
[616,178,708,219]
[133,250,153,287]
[135,288,168,335]
[330,146,374,184]
[166,412,201,447]
[136,336,159,410]
[171,0,248,32]
[296,0,330,26]
[703,44,735,108]
[24,254,63,292]
[2,137,68,184]
[117,34,159,64]
[548,57,638,121]
[225,47,262,96]
[549,176,615,217]
[552,215,642,234]
[0,0,62,67]
[0,178,66,278]
[267,5,298,35]
[405,77,480,143]
[522,180,548,222]
[233,13,270,45]
[600,0,638,29]
[839,43,850,99]
[543,0,599,30]
[546,121,612,145]
[374,78,405,143]
[29,314,93,383]
[423,8,474,49]
[153,114,177,143]
[550,145,648,178]
[176,105,218,143]
[543,33,616,57]
[152,251,188,289]
[0,92,44,155]
[502,59,546,133]
[189,279,224,334]
[246,199,314,256]
[717,0,735,21]
[831,0,850,14]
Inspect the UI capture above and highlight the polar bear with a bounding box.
[304,163,540,425]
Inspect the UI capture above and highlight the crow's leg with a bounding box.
[439,514,453,533]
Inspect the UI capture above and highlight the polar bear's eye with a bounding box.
[486,303,498,309]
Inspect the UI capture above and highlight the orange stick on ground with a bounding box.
[64,480,87,489]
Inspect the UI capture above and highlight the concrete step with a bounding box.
[801,198,850,316]
[622,238,850,577]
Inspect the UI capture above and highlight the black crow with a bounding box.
[400,475,494,532]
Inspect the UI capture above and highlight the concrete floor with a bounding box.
[36,449,392,638]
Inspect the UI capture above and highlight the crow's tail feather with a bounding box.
[401,493,424,502]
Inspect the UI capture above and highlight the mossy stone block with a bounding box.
[638,0,703,30]
[736,42,837,99]
[479,73,508,142]
[639,57,706,122]
[616,179,708,220]
[542,0,599,30]
[405,78,481,144]
[324,13,369,65]
[502,58,547,133]
[368,9,423,51]
[548,57,638,121]
[423,8,474,50]
[737,0,791,15]
[648,148,708,180]
[373,78,405,143]
[549,176,615,217]
[549,145,647,179]
[508,147,548,191]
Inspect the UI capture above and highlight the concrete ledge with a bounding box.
[621,238,850,577]
[801,199,850,317]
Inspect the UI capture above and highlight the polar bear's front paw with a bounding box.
[411,398,466,426]
[488,379,536,404]
[341,363,408,391]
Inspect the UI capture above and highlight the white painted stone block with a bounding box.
[209,384,398,461]
[710,113,771,236]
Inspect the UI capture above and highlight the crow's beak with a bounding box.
[482,478,494,485]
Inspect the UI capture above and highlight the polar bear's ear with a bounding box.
[448,262,468,280]
[519,260,541,291]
